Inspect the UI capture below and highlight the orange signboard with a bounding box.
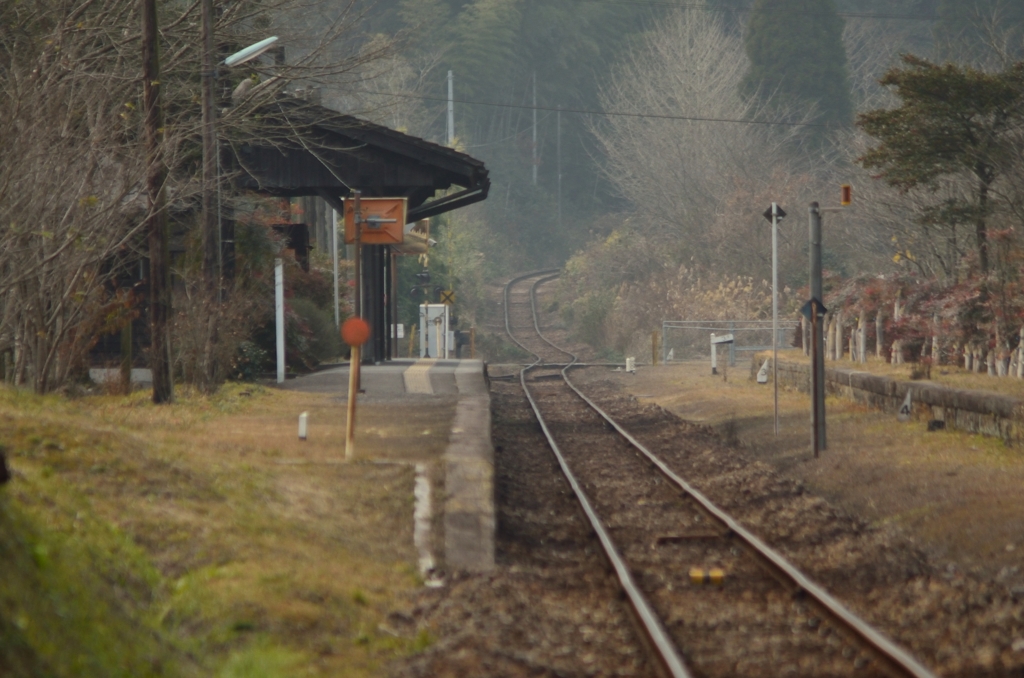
[344,197,407,245]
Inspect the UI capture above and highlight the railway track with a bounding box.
[503,270,938,678]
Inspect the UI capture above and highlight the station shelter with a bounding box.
[229,96,489,363]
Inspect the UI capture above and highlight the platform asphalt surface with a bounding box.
[280,358,465,398]
[281,359,495,572]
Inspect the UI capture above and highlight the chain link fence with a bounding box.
[661,320,801,365]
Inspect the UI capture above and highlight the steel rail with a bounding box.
[508,271,939,678]
[504,271,694,678]
[557,373,937,678]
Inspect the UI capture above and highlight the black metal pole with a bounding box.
[809,202,826,452]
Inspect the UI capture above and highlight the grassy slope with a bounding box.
[0,413,188,677]
[0,383,435,678]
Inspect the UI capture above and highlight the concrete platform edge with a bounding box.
[443,360,495,572]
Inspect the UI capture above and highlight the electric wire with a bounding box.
[560,0,952,22]
[347,88,827,128]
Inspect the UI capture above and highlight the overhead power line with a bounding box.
[563,0,949,22]
[350,89,827,128]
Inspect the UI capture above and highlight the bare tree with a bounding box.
[0,0,398,394]
[593,8,813,280]
[843,17,916,113]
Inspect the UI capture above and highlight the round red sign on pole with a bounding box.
[341,317,371,347]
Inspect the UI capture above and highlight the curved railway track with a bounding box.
[503,270,938,678]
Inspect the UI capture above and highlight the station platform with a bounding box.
[281,359,495,574]
[281,359,479,399]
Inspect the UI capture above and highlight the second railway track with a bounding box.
[504,270,937,678]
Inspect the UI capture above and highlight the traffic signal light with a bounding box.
[841,184,852,206]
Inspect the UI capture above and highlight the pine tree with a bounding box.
[858,55,1024,274]
[742,0,853,127]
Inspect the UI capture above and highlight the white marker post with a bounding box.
[898,390,912,422]
[298,411,308,441]
[711,333,717,375]
[710,333,734,376]
[275,258,285,383]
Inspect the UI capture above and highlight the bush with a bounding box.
[229,341,269,382]
[289,298,341,365]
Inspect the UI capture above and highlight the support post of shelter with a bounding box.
[353,191,362,320]
[391,251,398,359]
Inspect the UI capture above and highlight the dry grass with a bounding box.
[0,382,450,677]
[618,361,1024,578]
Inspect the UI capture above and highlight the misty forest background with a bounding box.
[345,0,1024,363]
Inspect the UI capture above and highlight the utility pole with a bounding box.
[201,0,217,296]
[809,202,826,455]
[556,106,562,231]
[447,70,454,146]
[142,0,172,403]
[532,72,537,186]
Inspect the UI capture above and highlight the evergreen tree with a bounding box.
[742,0,853,127]
[858,55,1024,274]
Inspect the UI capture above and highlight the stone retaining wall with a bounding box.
[751,356,1024,445]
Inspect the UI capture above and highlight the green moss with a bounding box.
[216,644,303,678]
[0,484,185,678]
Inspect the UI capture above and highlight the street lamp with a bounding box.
[223,36,279,67]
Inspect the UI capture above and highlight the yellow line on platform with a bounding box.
[403,359,435,394]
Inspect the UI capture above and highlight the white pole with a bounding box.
[275,258,285,383]
[532,72,537,186]
[711,333,717,375]
[772,202,779,436]
[556,106,562,231]
[332,208,340,329]
[447,70,454,146]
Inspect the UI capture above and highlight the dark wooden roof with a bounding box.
[229,97,489,221]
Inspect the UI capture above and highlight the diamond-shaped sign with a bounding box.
[763,204,787,222]
[799,297,827,321]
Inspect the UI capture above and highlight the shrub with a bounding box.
[229,341,269,382]
[288,298,341,365]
